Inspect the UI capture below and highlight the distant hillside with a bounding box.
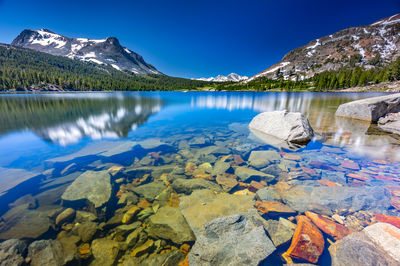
[247,14,400,82]
[196,73,248,82]
[0,44,210,91]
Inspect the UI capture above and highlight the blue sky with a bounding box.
[0,0,399,78]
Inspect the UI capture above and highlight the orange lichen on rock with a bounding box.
[286,215,324,264]
[305,211,350,240]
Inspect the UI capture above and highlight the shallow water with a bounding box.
[0,91,399,265]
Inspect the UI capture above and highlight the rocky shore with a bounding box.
[0,103,399,265]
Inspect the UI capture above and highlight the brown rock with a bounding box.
[55,208,76,226]
[375,214,400,229]
[180,243,190,255]
[255,201,296,215]
[185,163,196,173]
[346,172,369,181]
[249,181,265,192]
[341,161,360,170]
[305,211,350,240]
[216,174,238,191]
[282,153,302,161]
[233,155,245,165]
[286,215,324,264]
[317,179,338,187]
[137,199,152,209]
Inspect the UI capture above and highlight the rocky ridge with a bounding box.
[247,14,400,82]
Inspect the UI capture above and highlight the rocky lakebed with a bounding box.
[0,92,399,266]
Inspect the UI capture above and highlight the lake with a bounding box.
[0,91,399,265]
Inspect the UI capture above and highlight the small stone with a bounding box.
[122,206,141,224]
[281,152,302,161]
[216,173,238,191]
[255,201,296,215]
[248,181,265,192]
[78,243,91,259]
[55,208,76,226]
[341,161,360,170]
[131,239,154,257]
[198,163,212,173]
[180,244,190,255]
[233,155,245,165]
[235,166,275,183]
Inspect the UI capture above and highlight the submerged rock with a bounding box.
[286,215,324,264]
[188,213,276,266]
[235,166,275,183]
[279,185,391,213]
[172,178,222,194]
[265,217,296,247]
[335,93,400,122]
[132,182,166,202]
[148,206,195,244]
[55,208,76,226]
[305,211,350,240]
[61,170,112,213]
[28,239,73,266]
[179,189,254,237]
[249,110,314,143]
[0,239,26,266]
[90,238,121,266]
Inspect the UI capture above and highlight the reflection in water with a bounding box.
[0,95,163,145]
[192,92,399,159]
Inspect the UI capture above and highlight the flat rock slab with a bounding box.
[335,93,400,122]
[61,170,111,209]
[249,110,314,143]
[179,189,254,237]
[188,213,276,266]
[279,185,391,213]
[147,206,195,244]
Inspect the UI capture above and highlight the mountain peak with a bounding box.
[195,73,248,82]
[11,29,161,75]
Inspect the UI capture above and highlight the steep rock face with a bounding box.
[11,29,161,74]
[247,14,400,82]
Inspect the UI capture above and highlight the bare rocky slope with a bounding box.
[247,14,400,82]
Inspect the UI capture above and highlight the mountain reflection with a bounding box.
[0,94,163,145]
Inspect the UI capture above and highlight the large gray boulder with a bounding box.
[335,93,400,122]
[378,112,400,135]
[0,239,26,266]
[61,170,112,214]
[249,110,314,143]
[279,185,391,213]
[188,213,276,266]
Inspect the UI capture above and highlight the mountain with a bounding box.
[11,29,161,75]
[247,14,400,82]
[0,44,210,91]
[196,73,248,82]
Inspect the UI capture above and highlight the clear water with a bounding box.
[0,91,399,265]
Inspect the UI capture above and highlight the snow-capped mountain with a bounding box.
[11,29,161,75]
[247,14,400,82]
[196,73,248,82]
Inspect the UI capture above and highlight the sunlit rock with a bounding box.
[335,93,400,122]
[249,110,314,144]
